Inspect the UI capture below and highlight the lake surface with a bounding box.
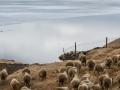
[0,0,120,63]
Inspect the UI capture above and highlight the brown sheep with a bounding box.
[87,60,96,71]
[39,69,47,81]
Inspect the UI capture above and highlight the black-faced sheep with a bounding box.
[0,68,8,80]
[58,71,68,87]
[39,69,47,81]
[23,72,32,88]
[87,60,96,71]
[10,78,22,90]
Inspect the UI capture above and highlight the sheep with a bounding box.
[66,61,74,67]
[22,68,31,75]
[91,84,101,90]
[56,87,69,90]
[74,61,81,75]
[78,83,88,90]
[81,73,90,81]
[59,67,67,73]
[20,86,31,90]
[98,74,106,89]
[117,61,120,68]
[105,57,113,69]
[10,78,22,90]
[79,53,87,66]
[80,78,93,89]
[87,60,96,71]
[94,64,104,75]
[23,72,32,88]
[0,68,8,80]
[112,55,119,65]
[115,75,120,88]
[58,71,68,87]
[70,74,80,90]
[68,67,77,82]
[66,66,72,74]
[39,69,47,81]
[102,75,112,90]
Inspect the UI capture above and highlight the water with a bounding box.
[0,0,120,63]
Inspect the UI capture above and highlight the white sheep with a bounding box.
[70,74,80,90]
[10,78,22,90]
[0,68,8,80]
[68,67,77,82]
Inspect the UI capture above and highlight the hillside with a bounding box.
[0,38,120,90]
[87,38,120,60]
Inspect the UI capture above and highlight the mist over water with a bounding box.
[0,0,120,63]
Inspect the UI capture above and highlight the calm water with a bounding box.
[0,0,120,63]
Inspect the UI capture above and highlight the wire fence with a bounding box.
[62,36,120,54]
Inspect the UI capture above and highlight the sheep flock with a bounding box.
[0,53,120,90]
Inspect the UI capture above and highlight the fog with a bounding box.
[0,0,120,63]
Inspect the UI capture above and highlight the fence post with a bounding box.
[106,37,108,48]
[63,48,65,54]
[75,42,77,59]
